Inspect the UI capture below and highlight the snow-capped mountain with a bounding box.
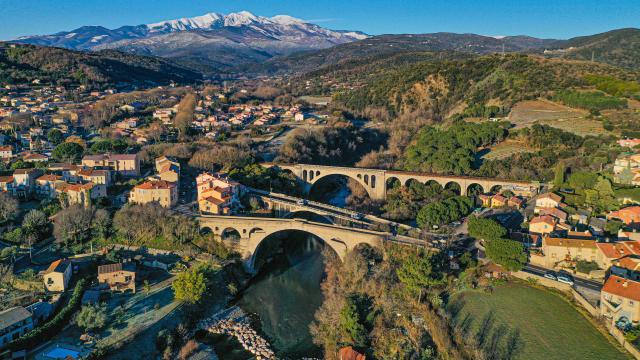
[14,11,368,71]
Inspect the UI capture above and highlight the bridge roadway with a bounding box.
[247,187,417,231]
[197,215,432,273]
[263,163,540,200]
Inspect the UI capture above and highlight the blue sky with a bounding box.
[1,0,638,40]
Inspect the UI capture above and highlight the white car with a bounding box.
[557,274,574,286]
[296,199,307,205]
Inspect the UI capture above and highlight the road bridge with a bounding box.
[197,215,428,273]
[263,163,539,200]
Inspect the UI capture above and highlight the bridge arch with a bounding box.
[249,229,343,273]
[386,176,401,191]
[309,172,373,200]
[445,181,462,195]
[490,184,503,194]
[466,183,484,196]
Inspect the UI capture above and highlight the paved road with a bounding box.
[523,263,603,292]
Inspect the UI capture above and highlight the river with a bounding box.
[235,232,327,358]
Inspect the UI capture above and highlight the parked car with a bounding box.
[296,199,307,205]
[616,316,632,331]
[351,213,364,220]
[543,271,557,281]
[557,272,575,286]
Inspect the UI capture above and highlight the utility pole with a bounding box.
[591,51,595,62]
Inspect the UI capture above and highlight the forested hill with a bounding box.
[0,43,202,86]
[322,54,638,119]
[241,32,556,75]
[553,28,640,71]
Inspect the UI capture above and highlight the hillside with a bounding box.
[545,28,640,71]
[324,54,638,119]
[244,33,557,75]
[0,43,202,85]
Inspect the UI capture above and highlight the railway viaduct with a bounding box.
[263,163,539,201]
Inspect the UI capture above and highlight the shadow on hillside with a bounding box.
[448,295,525,359]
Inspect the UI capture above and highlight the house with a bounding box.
[97,263,136,293]
[43,259,72,292]
[23,153,48,163]
[491,194,508,207]
[0,176,14,194]
[35,174,64,199]
[508,196,525,209]
[129,180,178,208]
[58,182,104,208]
[12,168,43,198]
[541,237,598,267]
[0,145,13,160]
[196,173,240,215]
[608,206,640,226]
[529,215,557,235]
[478,194,492,207]
[618,139,640,148]
[0,307,33,348]
[535,192,562,213]
[155,156,180,184]
[77,168,111,186]
[589,217,608,236]
[596,241,640,270]
[600,275,640,326]
[82,153,140,177]
[611,256,640,281]
[339,346,366,360]
[539,207,568,223]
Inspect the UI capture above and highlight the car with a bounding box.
[543,271,557,281]
[296,199,307,205]
[351,213,364,220]
[556,273,574,286]
[616,316,632,331]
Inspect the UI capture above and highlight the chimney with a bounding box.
[623,281,629,288]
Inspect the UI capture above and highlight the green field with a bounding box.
[448,283,630,360]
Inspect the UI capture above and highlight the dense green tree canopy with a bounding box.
[52,142,84,163]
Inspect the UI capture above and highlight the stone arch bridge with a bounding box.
[263,163,538,200]
[198,215,386,273]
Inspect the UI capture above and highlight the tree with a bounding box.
[47,129,64,145]
[605,219,624,236]
[53,205,96,246]
[22,210,48,259]
[553,162,566,188]
[396,250,445,301]
[339,298,367,348]
[172,266,206,304]
[52,142,84,163]
[484,239,527,271]
[75,304,107,333]
[468,216,507,241]
[0,192,18,223]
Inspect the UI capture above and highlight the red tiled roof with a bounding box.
[597,242,636,260]
[602,275,640,301]
[339,347,366,360]
[544,237,597,248]
[0,176,14,183]
[135,180,175,190]
[538,192,562,203]
[37,174,62,182]
[531,215,556,226]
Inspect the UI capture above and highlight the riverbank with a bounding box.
[199,306,276,359]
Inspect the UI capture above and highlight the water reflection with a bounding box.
[237,232,326,357]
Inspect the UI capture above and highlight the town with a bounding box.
[2,3,640,360]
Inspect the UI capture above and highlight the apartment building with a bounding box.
[129,180,178,208]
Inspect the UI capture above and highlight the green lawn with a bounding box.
[448,282,630,360]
